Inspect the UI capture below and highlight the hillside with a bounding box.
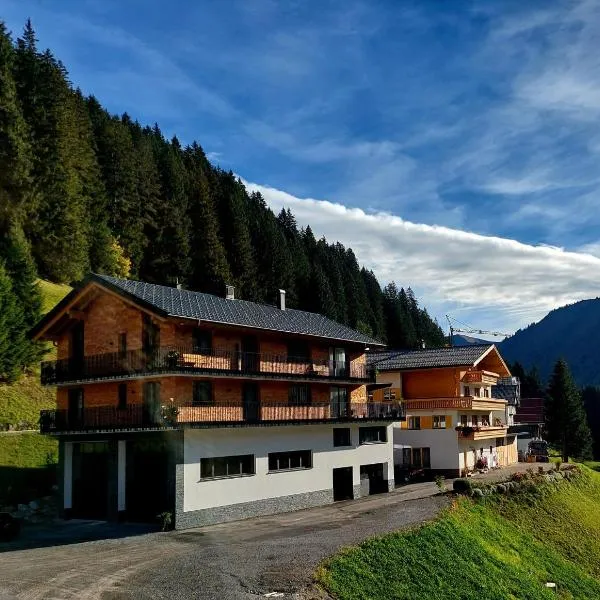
[318,467,600,599]
[500,298,600,386]
[0,19,445,352]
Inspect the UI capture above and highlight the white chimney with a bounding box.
[421,339,426,349]
[279,289,286,310]
[226,284,235,300]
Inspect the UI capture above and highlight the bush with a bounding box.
[471,488,484,498]
[497,484,507,494]
[434,475,446,492]
[453,479,472,494]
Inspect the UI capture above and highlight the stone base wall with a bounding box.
[175,488,334,529]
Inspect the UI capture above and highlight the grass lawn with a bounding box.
[37,279,70,314]
[317,468,600,599]
[0,432,58,468]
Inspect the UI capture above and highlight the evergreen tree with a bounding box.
[0,21,34,228]
[546,358,593,461]
[0,262,28,382]
[582,386,600,460]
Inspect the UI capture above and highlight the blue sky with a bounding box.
[5,0,600,336]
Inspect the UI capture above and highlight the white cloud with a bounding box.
[245,180,600,334]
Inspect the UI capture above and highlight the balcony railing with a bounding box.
[405,396,507,411]
[462,371,498,385]
[40,346,374,386]
[455,424,508,440]
[39,400,405,433]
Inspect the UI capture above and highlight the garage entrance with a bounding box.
[72,442,110,519]
[333,466,354,501]
[126,438,174,522]
[360,463,388,495]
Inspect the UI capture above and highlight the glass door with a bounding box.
[329,347,347,377]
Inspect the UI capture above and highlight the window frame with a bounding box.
[289,383,312,406]
[192,328,212,354]
[333,427,352,447]
[200,454,255,480]
[408,416,421,430]
[192,380,213,406]
[118,383,127,410]
[359,426,387,444]
[268,450,313,472]
[433,415,446,429]
[464,386,470,397]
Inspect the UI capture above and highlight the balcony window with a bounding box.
[464,386,470,397]
[483,388,490,398]
[330,386,348,418]
[192,329,212,353]
[383,388,396,401]
[460,414,468,426]
[268,450,312,472]
[118,333,127,359]
[287,340,310,362]
[433,415,446,429]
[142,314,160,354]
[408,416,421,430]
[481,415,490,426]
[473,387,480,397]
[289,383,311,406]
[118,383,127,410]
[359,426,387,444]
[193,381,213,406]
[200,454,254,479]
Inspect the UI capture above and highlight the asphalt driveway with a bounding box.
[0,481,448,600]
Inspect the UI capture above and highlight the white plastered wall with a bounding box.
[183,423,395,512]
[393,426,460,471]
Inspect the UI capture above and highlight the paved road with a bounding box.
[0,482,448,600]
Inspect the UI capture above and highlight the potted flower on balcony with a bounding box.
[166,349,180,369]
[161,398,179,427]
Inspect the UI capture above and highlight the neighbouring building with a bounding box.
[32,274,404,528]
[368,345,518,478]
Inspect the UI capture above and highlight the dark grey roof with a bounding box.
[91,274,382,346]
[367,344,494,370]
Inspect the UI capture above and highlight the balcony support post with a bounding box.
[62,441,73,516]
[117,440,127,516]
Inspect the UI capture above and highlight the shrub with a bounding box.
[472,488,484,498]
[497,483,507,494]
[157,511,173,531]
[512,472,527,483]
[434,475,446,492]
[453,479,472,494]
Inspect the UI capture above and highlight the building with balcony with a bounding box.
[32,274,403,527]
[368,344,518,477]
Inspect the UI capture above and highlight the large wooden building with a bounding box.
[32,274,404,527]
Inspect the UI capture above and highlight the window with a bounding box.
[142,314,160,354]
[118,383,127,409]
[268,450,312,472]
[460,414,468,426]
[359,426,387,444]
[333,427,351,447]
[481,415,489,426]
[192,328,212,353]
[408,416,421,430]
[402,447,431,468]
[330,386,348,418]
[483,388,490,398]
[383,388,396,401]
[118,333,127,358]
[473,387,481,397]
[287,340,310,361]
[329,346,347,376]
[193,381,213,405]
[200,455,254,479]
[464,386,470,397]
[289,384,311,406]
[433,415,446,429]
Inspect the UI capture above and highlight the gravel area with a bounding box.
[0,482,448,600]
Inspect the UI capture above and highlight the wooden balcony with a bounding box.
[405,396,507,411]
[39,400,405,434]
[462,370,498,385]
[456,425,508,441]
[40,346,374,386]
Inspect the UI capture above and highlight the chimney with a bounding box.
[225,284,235,300]
[278,289,286,311]
[421,339,426,349]
[176,277,182,290]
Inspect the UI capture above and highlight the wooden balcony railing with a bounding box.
[462,371,498,385]
[455,424,508,440]
[405,396,507,411]
[40,346,374,385]
[39,400,405,433]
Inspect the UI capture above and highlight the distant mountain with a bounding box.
[451,334,490,347]
[500,298,600,386]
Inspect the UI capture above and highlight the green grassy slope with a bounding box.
[318,469,600,600]
[0,279,70,428]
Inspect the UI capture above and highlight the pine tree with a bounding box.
[546,358,593,461]
[0,21,34,228]
[184,143,232,294]
[0,261,28,382]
